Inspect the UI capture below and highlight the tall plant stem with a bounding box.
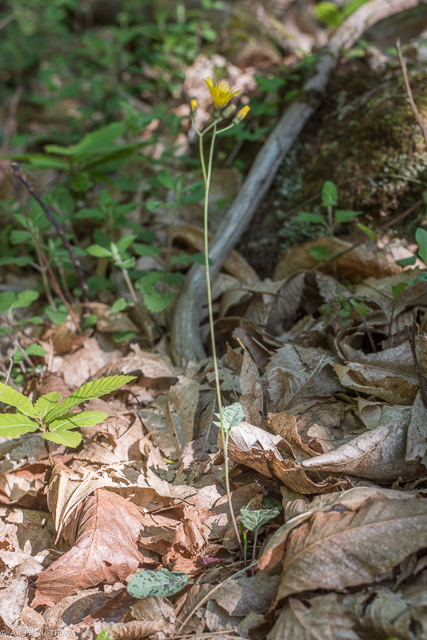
[201,124,243,556]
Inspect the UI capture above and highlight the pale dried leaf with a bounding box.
[167,376,200,450]
[239,349,263,427]
[334,362,418,405]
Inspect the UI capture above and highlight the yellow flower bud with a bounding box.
[233,105,250,124]
[190,99,198,115]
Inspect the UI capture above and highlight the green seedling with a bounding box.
[127,568,189,599]
[298,181,360,264]
[0,375,134,462]
[240,501,282,562]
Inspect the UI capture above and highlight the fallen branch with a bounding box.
[171,0,422,364]
[11,162,90,315]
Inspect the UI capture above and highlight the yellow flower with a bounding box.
[204,77,241,110]
[234,105,250,124]
[190,99,198,115]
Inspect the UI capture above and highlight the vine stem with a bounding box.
[200,123,243,557]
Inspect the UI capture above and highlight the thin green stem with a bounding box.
[252,529,258,562]
[121,267,154,345]
[201,123,243,556]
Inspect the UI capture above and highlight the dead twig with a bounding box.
[405,317,427,409]
[11,162,90,315]
[397,38,427,150]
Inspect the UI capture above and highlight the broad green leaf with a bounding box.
[21,154,70,170]
[240,506,282,533]
[392,282,408,300]
[133,243,162,257]
[335,210,360,223]
[213,402,245,434]
[127,568,189,599]
[45,305,69,325]
[310,245,330,261]
[350,301,371,317]
[15,291,39,309]
[170,252,212,266]
[395,256,416,267]
[45,122,126,158]
[45,375,136,422]
[49,411,109,431]
[111,299,129,313]
[11,230,32,245]
[416,228,427,264]
[321,181,338,207]
[143,291,175,313]
[25,344,48,357]
[115,235,137,253]
[298,213,325,224]
[0,292,16,312]
[82,314,98,330]
[43,430,82,448]
[87,244,112,259]
[0,256,32,267]
[0,413,38,438]
[357,223,377,242]
[146,201,160,211]
[157,170,177,190]
[34,392,61,418]
[0,382,37,418]
[74,208,105,221]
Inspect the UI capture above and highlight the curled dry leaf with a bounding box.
[334,362,418,405]
[272,492,427,605]
[94,620,166,639]
[267,593,359,640]
[33,488,144,606]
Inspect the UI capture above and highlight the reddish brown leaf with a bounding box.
[32,488,143,606]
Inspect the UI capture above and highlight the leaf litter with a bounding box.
[3,233,427,640]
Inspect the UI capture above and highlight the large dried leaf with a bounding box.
[239,348,263,427]
[406,390,427,466]
[267,594,359,640]
[33,488,143,606]
[167,376,200,451]
[274,493,427,603]
[227,421,287,478]
[302,419,424,482]
[334,362,418,405]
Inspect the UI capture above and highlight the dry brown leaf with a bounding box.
[334,362,418,405]
[406,390,427,466]
[345,586,427,639]
[274,236,400,282]
[94,619,166,639]
[227,421,287,478]
[2,507,54,556]
[89,302,138,334]
[239,347,263,428]
[33,488,144,606]
[51,337,122,387]
[131,596,176,638]
[274,493,427,604]
[302,417,424,482]
[268,454,345,494]
[267,593,359,640]
[258,486,413,572]
[167,376,200,451]
[212,571,278,617]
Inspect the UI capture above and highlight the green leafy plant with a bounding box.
[0,375,134,461]
[298,180,360,262]
[315,0,370,29]
[96,631,113,640]
[240,502,282,562]
[127,568,189,599]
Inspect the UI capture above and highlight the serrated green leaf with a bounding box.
[25,344,48,357]
[335,210,360,223]
[87,244,113,258]
[395,256,417,267]
[416,228,427,264]
[43,430,82,447]
[144,291,175,313]
[127,568,189,599]
[15,290,39,309]
[0,413,39,438]
[392,282,408,300]
[213,402,245,434]
[321,181,338,207]
[49,411,109,431]
[298,213,325,224]
[0,292,16,312]
[240,506,282,533]
[309,245,330,261]
[135,272,163,294]
[45,375,136,422]
[34,392,61,418]
[0,382,37,418]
